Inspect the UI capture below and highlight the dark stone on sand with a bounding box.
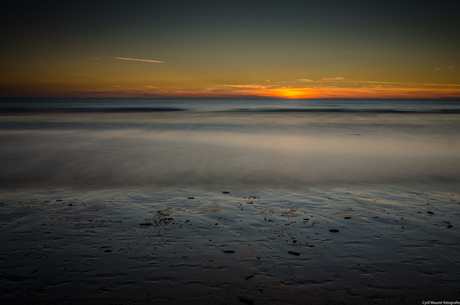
[306,243,315,247]
[239,296,255,304]
[288,250,300,256]
[222,191,230,194]
[373,216,379,218]
[140,222,153,226]
[104,249,112,252]
[245,275,254,280]
[329,229,339,232]
[222,250,235,253]
[427,211,434,214]
[344,216,351,219]
[447,224,453,229]
[188,197,194,199]
[247,201,253,204]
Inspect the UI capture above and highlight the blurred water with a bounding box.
[1,98,460,113]
[1,98,459,187]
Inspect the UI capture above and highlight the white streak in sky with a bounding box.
[110,56,165,63]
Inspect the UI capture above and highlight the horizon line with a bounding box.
[1,97,460,100]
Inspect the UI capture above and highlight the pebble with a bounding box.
[222,250,235,253]
[288,250,300,256]
[239,296,254,304]
[329,229,339,232]
[344,216,351,219]
[427,211,434,214]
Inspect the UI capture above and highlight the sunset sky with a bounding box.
[1,0,459,99]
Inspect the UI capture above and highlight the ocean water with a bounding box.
[1,98,460,188]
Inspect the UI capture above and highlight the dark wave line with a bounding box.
[0,107,186,113]
[219,108,460,114]
[2,107,460,114]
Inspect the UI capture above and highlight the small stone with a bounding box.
[140,222,153,226]
[344,216,351,219]
[245,275,254,280]
[373,216,379,218]
[222,250,235,253]
[188,197,194,199]
[447,224,453,229]
[288,250,300,256]
[329,229,339,233]
[104,249,112,252]
[239,296,254,304]
[427,211,434,214]
[222,191,229,194]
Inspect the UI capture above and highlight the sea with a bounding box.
[0,98,459,188]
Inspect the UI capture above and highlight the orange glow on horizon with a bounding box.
[261,88,320,99]
[2,86,460,99]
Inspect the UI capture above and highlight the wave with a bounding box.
[0,107,186,113]
[218,108,460,114]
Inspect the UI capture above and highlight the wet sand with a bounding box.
[1,183,459,304]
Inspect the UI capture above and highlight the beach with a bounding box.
[1,98,460,304]
[1,184,459,304]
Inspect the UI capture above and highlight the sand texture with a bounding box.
[1,183,459,304]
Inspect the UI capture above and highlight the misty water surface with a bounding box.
[1,99,459,187]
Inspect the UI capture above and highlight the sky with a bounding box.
[1,0,459,99]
